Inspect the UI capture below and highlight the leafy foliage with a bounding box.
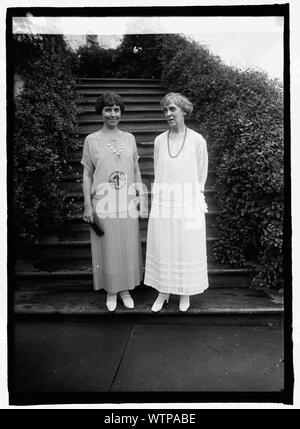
[114,35,164,78]
[75,35,165,78]
[13,35,79,242]
[76,44,118,77]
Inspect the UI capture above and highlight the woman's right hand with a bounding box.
[83,205,94,223]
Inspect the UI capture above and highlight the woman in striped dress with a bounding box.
[81,92,145,312]
[144,92,209,312]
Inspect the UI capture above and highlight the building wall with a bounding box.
[64,34,123,50]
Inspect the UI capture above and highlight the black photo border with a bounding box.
[6,3,293,407]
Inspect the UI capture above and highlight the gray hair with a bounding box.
[160,92,193,114]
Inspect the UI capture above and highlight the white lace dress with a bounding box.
[144,128,209,296]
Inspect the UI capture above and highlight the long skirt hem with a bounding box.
[93,282,141,294]
[144,279,209,296]
[90,212,143,294]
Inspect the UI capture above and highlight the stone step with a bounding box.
[19,234,218,259]
[69,198,219,217]
[57,209,218,236]
[68,155,159,174]
[77,78,162,85]
[62,173,214,193]
[76,117,198,131]
[76,98,163,109]
[76,84,164,94]
[77,107,198,121]
[78,109,165,121]
[67,155,216,182]
[43,225,218,244]
[62,180,215,202]
[13,287,283,327]
[78,104,163,113]
[77,91,165,100]
[14,256,258,290]
[76,122,199,136]
[43,211,218,247]
[71,142,157,159]
[76,129,167,142]
[63,167,215,181]
[65,211,219,243]
[71,140,213,160]
[65,195,218,218]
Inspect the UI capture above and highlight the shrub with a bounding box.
[75,35,164,78]
[12,35,78,243]
[114,35,164,78]
[76,44,118,77]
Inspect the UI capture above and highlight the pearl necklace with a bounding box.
[106,138,123,159]
[167,127,187,158]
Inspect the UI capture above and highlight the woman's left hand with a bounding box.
[83,204,94,223]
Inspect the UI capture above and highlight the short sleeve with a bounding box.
[196,135,208,191]
[81,137,95,173]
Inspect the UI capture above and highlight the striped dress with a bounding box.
[81,130,143,293]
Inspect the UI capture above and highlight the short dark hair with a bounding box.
[95,92,125,115]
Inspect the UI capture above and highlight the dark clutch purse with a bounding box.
[89,216,104,236]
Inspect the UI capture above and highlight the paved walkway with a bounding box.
[11,320,284,398]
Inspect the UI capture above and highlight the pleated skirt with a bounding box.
[89,213,143,293]
[144,204,209,296]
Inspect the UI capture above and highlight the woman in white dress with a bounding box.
[144,92,209,312]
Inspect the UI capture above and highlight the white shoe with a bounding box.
[179,295,190,312]
[151,293,169,312]
[119,291,134,309]
[106,293,117,312]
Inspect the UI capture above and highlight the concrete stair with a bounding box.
[15,255,258,290]
[14,78,283,325]
[14,287,282,326]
